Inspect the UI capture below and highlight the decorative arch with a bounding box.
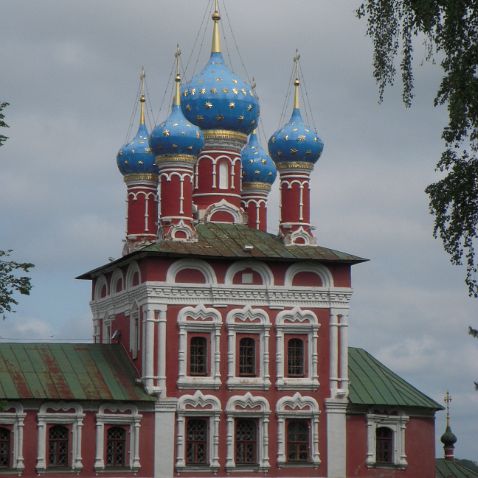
[177,390,221,412]
[284,226,317,246]
[94,275,108,300]
[0,403,25,472]
[110,269,124,295]
[225,261,274,287]
[166,259,217,285]
[204,199,243,224]
[284,262,333,288]
[126,261,141,289]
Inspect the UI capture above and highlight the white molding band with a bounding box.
[0,403,26,471]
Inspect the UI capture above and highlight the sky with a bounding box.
[1,0,477,461]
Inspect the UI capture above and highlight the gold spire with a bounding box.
[139,66,146,125]
[293,50,301,109]
[211,0,221,53]
[444,391,452,428]
[174,45,182,106]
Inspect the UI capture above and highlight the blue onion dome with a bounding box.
[268,78,324,165]
[117,93,157,176]
[241,131,277,186]
[181,7,259,135]
[150,72,204,159]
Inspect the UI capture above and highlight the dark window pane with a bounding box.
[235,418,257,465]
[376,427,394,464]
[186,418,208,465]
[48,425,69,467]
[287,420,310,462]
[106,427,126,467]
[190,337,207,376]
[287,338,304,377]
[239,337,256,376]
[0,428,10,468]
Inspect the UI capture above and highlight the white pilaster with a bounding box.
[157,305,167,394]
[154,398,178,478]
[144,306,156,392]
[325,398,348,478]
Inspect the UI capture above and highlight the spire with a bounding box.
[174,45,182,106]
[293,50,301,109]
[139,66,146,125]
[211,0,221,53]
[441,391,457,460]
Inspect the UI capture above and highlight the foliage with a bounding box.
[0,250,34,319]
[0,102,8,146]
[357,1,478,297]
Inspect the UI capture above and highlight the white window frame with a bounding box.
[226,306,271,390]
[365,412,409,469]
[275,307,320,390]
[0,403,26,472]
[225,393,270,472]
[276,393,321,466]
[176,391,221,472]
[177,305,222,389]
[94,404,142,471]
[36,402,84,472]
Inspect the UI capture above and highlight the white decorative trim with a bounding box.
[203,199,244,224]
[166,259,217,285]
[226,306,271,390]
[94,404,142,471]
[281,226,317,246]
[276,308,320,390]
[0,403,26,472]
[126,261,141,290]
[366,413,409,468]
[329,308,350,398]
[94,275,108,300]
[224,261,274,287]
[276,393,321,466]
[225,393,270,471]
[176,391,221,471]
[110,269,124,296]
[284,262,333,288]
[158,219,198,243]
[36,403,85,472]
[177,305,222,389]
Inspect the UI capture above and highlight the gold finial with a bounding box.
[139,66,146,125]
[444,391,452,428]
[174,45,182,106]
[212,0,221,53]
[293,50,301,109]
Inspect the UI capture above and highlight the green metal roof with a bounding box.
[436,459,478,478]
[78,223,366,279]
[0,343,154,402]
[348,347,443,410]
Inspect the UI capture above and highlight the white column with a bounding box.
[132,419,141,470]
[157,305,167,394]
[339,312,349,393]
[154,399,178,478]
[329,310,339,394]
[16,415,25,470]
[94,422,104,470]
[225,416,235,469]
[178,326,187,382]
[213,326,221,384]
[175,415,185,468]
[36,420,46,471]
[211,415,220,468]
[263,327,270,386]
[261,416,270,469]
[74,419,83,470]
[312,415,320,464]
[365,417,375,466]
[277,416,285,464]
[311,327,319,386]
[325,399,348,478]
[144,306,156,392]
[227,329,235,381]
[399,419,408,465]
[276,331,284,386]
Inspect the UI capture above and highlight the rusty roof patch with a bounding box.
[78,223,367,279]
[0,343,154,402]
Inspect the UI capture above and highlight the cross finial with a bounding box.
[139,66,146,125]
[293,50,301,109]
[173,45,182,106]
[251,77,256,92]
[444,390,452,427]
[175,44,181,76]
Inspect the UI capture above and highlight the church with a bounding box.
[0,2,457,477]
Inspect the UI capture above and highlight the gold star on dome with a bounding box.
[290,148,298,154]
[223,87,229,93]
[184,90,189,97]
[196,131,200,138]
[200,88,206,94]
[185,104,191,111]
[247,104,253,111]
[229,102,235,109]
[261,159,267,164]
[238,115,244,121]
[271,136,276,143]
[216,77,223,82]
[196,115,204,121]
[145,147,151,153]
[205,102,213,109]
[232,79,238,84]
[210,87,217,94]
[241,88,247,95]
[163,130,170,137]
[284,135,289,140]
[191,88,196,95]
[138,160,144,165]
[216,114,224,121]
[232,88,239,95]
[298,135,306,142]
[187,145,193,150]
[173,123,179,127]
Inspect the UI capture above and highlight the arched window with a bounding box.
[106,427,126,467]
[235,418,257,465]
[0,428,10,468]
[186,418,208,465]
[287,419,310,463]
[376,427,394,464]
[190,337,208,376]
[287,338,304,377]
[239,337,256,376]
[218,161,229,190]
[48,425,69,467]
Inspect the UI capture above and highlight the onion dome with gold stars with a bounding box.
[268,70,324,165]
[181,2,259,135]
[117,73,157,176]
[241,131,277,185]
[150,49,204,159]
